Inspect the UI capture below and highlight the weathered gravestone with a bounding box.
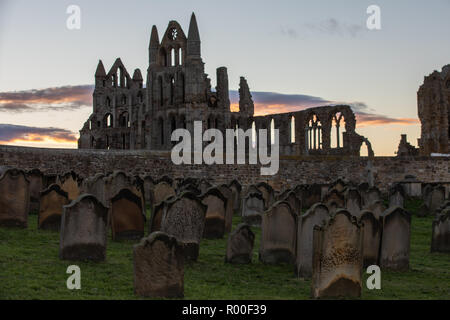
[420,185,446,216]
[198,179,212,194]
[329,178,348,194]
[225,224,255,264]
[160,192,207,262]
[59,194,109,261]
[58,171,80,202]
[360,210,382,267]
[111,188,145,241]
[27,169,44,215]
[345,188,362,217]
[38,184,69,231]
[323,189,345,212]
[153,181,176,210]
[296,203,330,278]
[218,184,234,233]
[400,175,422,198]
[133,232,184,298]
[362,186,381,208]
[259,201,296,264]
[389,184,405,208]
[282,191,302,216]
[143,175,155,208]
[104,171,130,202]
[367,200,386,220]
[228,179,242,214]
[241,192,265,226]
[431,208,450,253]
[380,206,411,271]
[312,210,363,299]
[257,182,275,210]
[0,167,29,228]
[201,188,227,239]
[295,184,322,209]
[82,173,106,206]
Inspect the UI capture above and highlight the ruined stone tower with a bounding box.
[418,65,450,155]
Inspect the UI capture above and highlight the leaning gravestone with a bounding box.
[345,188,362,218]
[27,169,44,215]
[217,184,234,233]
[59,194,109,262]
[380,206,411,271]
[312,210,363,299]
[201,188,228,239]
[160,192,207,262]
[431,208,450,253]
[38,184,69,231]
[133,232,184,298]
[296,203,330,278]
[389,184,405,208]
[241,192,265,226]
[111,188,145,241]
[360,210,382,267]
[225,224,255,264]
[259,201,296,264]
[0,167,30,228]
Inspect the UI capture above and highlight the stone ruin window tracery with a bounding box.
[306,114,322,151]
[290,116,296,144]
[331,112,346,149]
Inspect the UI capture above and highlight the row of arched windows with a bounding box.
[160,47,183,67]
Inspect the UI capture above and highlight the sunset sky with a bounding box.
[1,0,450,155]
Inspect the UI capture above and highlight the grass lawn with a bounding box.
[0,199,449,300]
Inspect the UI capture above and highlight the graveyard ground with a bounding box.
[0,199,449,300]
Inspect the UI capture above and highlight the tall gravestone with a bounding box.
[0,167,29,228]
[259,201,296,264]
[312,210,363,299]
[201,188,227,239]
[143,175,155,209]
[59,194,109,262]
[360,210,382,267]
[296,203,330,278]
[133,232,184,298]
[228,179,242,214]
[111,188,145,241]
[160,192,207,262]
[38,184,69,231]
[27,169,44,215]
[431,208,450,253]
[380,207,411,271]
[58,171,80,202]
[218,184,234,233]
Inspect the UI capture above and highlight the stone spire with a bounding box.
[95,60,106,77]
[149,25,160,65]
[187,12,201,58]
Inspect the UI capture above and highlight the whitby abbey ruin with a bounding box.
[78,13,373,157]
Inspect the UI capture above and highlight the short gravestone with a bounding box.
[225,224,255,264]
[59,194,109,262]
[133,232,184,298]
[27,169,44,215]
[259,201,296,264]
[0,167,29,228]
[241,192,265,226]
[389,184,405,208]
[312,210,363,299]
[345,188,362,217]
[296,203,330,278]
[38,184,69,231]
[111,188,145,241]
[431,208,450,253]
[360,210,382,267]
[160,192,207,262]
[201,188,227,239]
[380,206,411,271]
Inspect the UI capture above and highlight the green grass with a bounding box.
[0,200,449,300]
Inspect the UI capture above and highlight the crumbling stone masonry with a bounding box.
[78,13,371,157]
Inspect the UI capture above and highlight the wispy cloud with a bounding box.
[0,124,77,143]
[0,85,94,113]
[304,18,366,38]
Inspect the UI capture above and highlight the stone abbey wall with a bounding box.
[1,145,449,192]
